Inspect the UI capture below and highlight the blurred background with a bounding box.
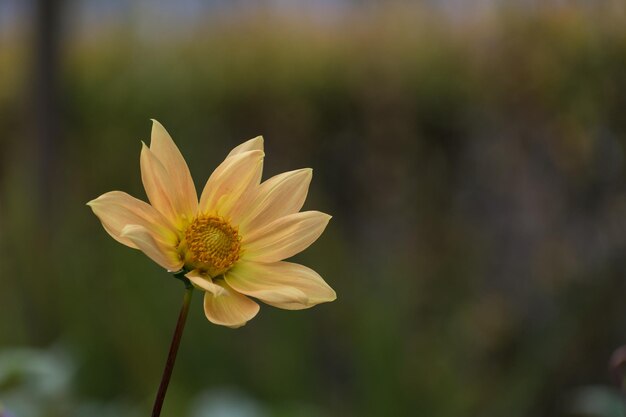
[2,0,626,416]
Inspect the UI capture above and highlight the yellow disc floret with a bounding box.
[180,215,241,277]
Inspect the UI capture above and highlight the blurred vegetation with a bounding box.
[1,4,626,417]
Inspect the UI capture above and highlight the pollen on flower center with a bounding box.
[182,215,241,276]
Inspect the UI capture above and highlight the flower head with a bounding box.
[88,120,336,328]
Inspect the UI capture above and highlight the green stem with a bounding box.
[151,282,193,417]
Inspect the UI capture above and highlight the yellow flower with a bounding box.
[88,120,336,328]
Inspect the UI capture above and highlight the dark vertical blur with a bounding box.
[33,0,62,237]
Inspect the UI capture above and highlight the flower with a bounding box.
[88,120,336,328]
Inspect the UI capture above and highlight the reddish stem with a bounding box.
[152,285,193,417]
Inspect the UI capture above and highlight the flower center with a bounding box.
[182,215,241,276]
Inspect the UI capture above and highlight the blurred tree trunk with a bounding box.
[25,0,65,344]
[34,0,62,236]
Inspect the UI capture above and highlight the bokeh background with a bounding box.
[2,1,626,416]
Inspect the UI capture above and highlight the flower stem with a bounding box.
[152,282,193,417]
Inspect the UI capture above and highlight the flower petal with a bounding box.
[242,211,331,263]
[227,136,264,157]
[87,191,178,249]
[234,168,312,232]
[185,270,226,295]
[149,120,198,220]
[202,280,260,328]
[198,150,264,217]
[140,143,181,226]
[225,261,336,310]
[121,225,183,271]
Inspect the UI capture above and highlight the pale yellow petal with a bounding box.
[198,150,264,217]
[149,120,198,219]
[87,191,178,249]
[140,143,180,225]
[202,280,260,328]
[234,168,312,232]
[227,136,264,157]
[242,211,331,263]
[185,270,225,295]
[121,225,183,271]
[225,261,336,310]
